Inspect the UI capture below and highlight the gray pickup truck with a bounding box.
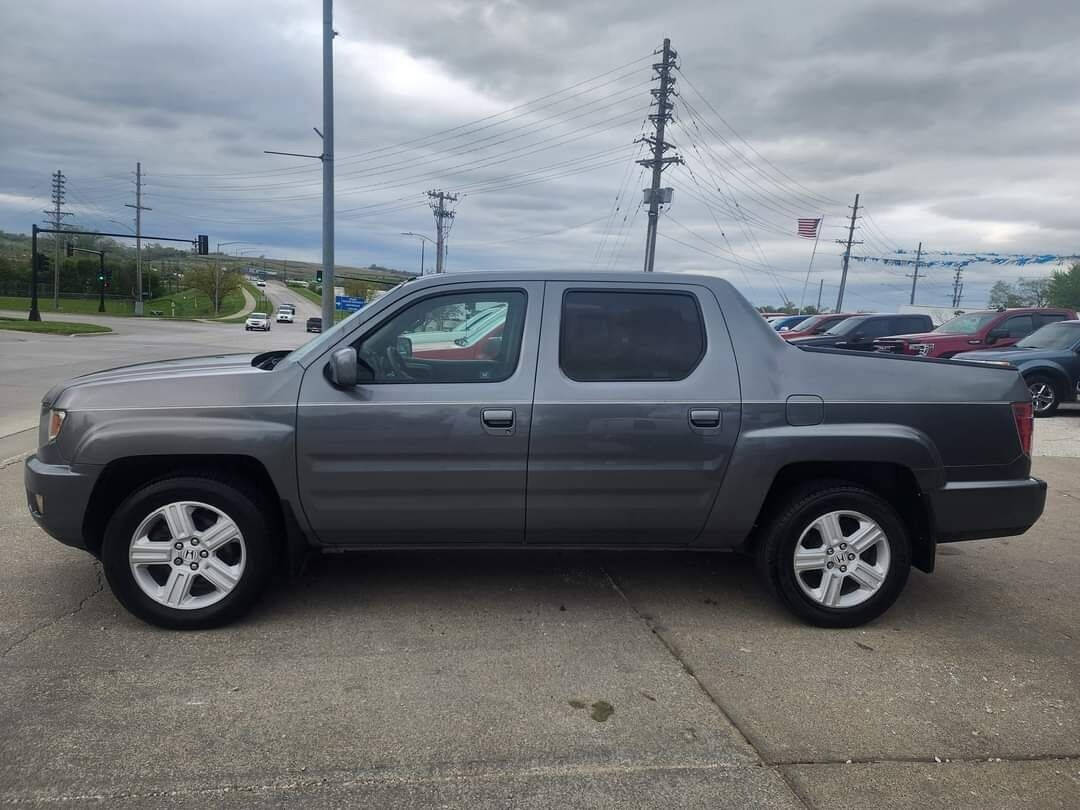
[25,271,1046,630]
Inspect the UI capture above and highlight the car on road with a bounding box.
[276,307,295,324]
[954,319,1080,416]
[25,271,1045,631]
[788,313,933,352]
[245,312,271,331]
[873,307,1076,358]
[256,280,266,288]
[306,316,322,333]
[769,314,811,332]
[402,302,509,360]
[779,313,854,340]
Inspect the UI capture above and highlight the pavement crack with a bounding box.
[601,567,814,809]
[1,561,103,658]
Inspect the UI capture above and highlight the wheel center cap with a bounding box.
[182,547,200,562]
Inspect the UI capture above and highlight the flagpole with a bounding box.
[799,215,823,312]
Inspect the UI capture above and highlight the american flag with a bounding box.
[797,218,821,239]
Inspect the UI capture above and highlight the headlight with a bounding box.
[47,408,66,442]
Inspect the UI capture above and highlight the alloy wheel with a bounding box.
[128,501,246,610]
[1029,381,1056,414]
[792,510,891,608]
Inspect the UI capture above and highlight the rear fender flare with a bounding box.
[698,423,942,546]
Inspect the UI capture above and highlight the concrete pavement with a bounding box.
[0,454,1077,806]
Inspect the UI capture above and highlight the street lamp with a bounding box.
[401,232,435,276]
[66,243,108,313]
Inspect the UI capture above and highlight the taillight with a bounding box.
[1012,401,1033,455]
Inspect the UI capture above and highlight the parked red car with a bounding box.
[780,313,855,340]
[873,307,1077,358]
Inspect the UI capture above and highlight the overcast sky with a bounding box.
[3,0,1079,309]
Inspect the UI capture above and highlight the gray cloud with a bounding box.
[1,0,1078,309]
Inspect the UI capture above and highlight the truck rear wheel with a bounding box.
[756,482,911,627]
[101,476,275,630]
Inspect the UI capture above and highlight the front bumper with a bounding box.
[928,477,1047,543]
[24,454,101,550]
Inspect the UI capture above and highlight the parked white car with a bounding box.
[245,312,272,331]
[276,308,294,323]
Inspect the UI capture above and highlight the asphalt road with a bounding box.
[0,324,1077,807]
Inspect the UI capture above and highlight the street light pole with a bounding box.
[401,232,435,276]
[320,0,335,328]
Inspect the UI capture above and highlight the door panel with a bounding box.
[526,282,741,546]
[296,282,543,545]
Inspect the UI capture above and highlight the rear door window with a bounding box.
[1002,314,1034,338]
[560,290,705,382]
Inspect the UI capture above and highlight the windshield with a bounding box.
[250,312,266,318]
[825,316,869,336]
[792,315,824,331]
[1016,322,1080,350]
[933,312,997,334]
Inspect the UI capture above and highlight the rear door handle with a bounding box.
[689,408,721,428]
[482,408,515,428]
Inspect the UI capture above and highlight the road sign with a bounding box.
[334,295,365,312]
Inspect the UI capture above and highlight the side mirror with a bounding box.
[396,335,413,358]
[327,347,359,387]
[986,329,1006,344]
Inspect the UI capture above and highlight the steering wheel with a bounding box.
[385,344,413,380]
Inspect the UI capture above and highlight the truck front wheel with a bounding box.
[756,483,911,627]
[101,476,275,629]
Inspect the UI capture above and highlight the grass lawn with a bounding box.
[0,317,112,335]
[219,282,271,323]
[0,296,134,315]
[0,287,245,319]
[144,287,245,318]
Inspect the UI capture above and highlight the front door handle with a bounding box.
[482,408,515,428]
[689,408,721,428]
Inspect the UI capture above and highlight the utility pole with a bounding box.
[951,267,965,308]
[907,241,924,305]
[46,170,72,309]
[638,38,682,273]
[125,162,151,315]
[834,193,861,311]
[427,190,459,273]
[320,0,335,327]
[816,279,824,312]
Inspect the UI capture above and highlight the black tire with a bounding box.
[756,481,912,628]
[1026,373,1060,417]
[101,475,276,630]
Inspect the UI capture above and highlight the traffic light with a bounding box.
[316,270,323,283]
[196,234,209,255]
[65,242,73,257]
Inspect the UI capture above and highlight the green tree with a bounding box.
[1047,263,1080,309]
[1016,276,1051,307]
[183,265,241,313]
[987,280,1024,308]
